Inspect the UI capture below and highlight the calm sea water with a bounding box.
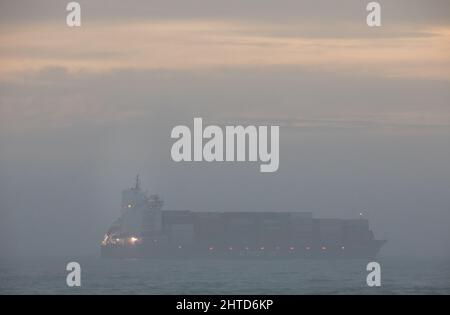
[1,256,449,294]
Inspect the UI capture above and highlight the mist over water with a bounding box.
[1,70,449,261]
[1,0,450,294]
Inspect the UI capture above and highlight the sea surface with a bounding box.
[1,256,449,294]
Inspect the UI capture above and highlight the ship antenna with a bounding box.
[135,174,141,190]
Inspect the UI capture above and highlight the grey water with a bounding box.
[1,256,449,294]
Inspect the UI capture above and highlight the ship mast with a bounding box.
[135,174,141,190]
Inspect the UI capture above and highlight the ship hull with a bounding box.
[101,240,385,259]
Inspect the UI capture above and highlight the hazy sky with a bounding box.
[0,0,449,259]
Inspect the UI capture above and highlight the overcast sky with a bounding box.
[0,0,449,260]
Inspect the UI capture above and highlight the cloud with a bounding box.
[1,66,449,137]
[0,20,449,80]
[220,113,450,131]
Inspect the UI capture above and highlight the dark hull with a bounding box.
[101,240,385,259]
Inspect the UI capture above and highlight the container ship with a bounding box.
[101,176,385,259]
